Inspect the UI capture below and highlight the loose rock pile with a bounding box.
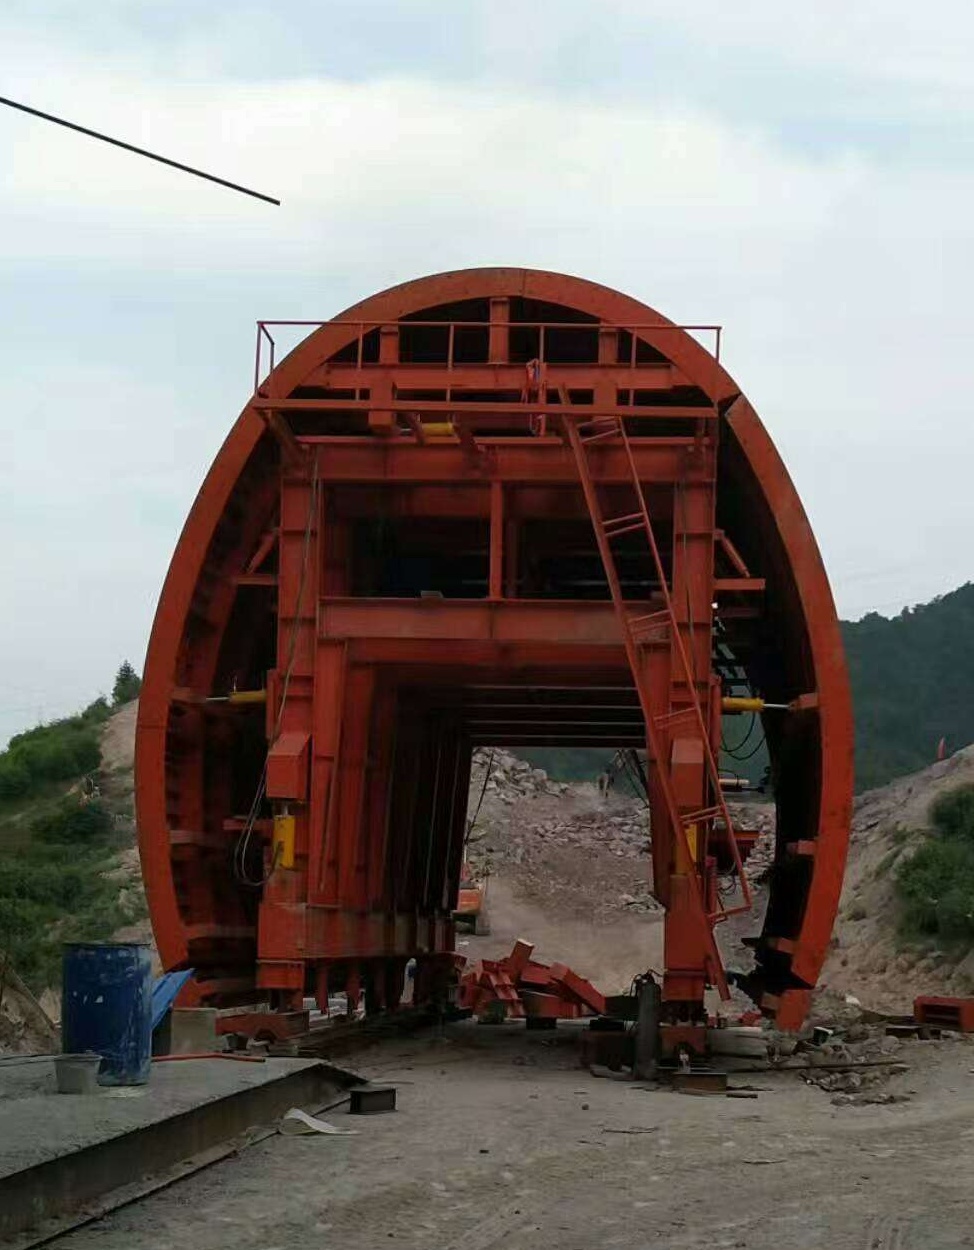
[472,748,569,802]
[466,752,778,920]
[510,812,649,861]
[791,993,914,1105]
[731,804,776,887]
[466,749,659,920]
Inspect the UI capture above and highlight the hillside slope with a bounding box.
[843,582,974,789]
[822,745,974,1010]
[0,700,147,1002]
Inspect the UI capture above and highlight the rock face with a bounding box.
[822,743,974,1012]
[476,749,569,802]
[466,749,661,922]
[736,809,776,889]
[466,750,782,923]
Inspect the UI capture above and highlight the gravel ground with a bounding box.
[54,1023,974,1250]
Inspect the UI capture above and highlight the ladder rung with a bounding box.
[682,806,720,826]
[601,520,645,540]
[579,420,621,444]
[603,511,644,531]
[630,612,670,644]
[653,705,697,727]
[629,609,670,627]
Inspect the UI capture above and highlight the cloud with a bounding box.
[1,67,863,262]
[1,6,973,742]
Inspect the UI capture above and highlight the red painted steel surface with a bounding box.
[135,268,853,1028]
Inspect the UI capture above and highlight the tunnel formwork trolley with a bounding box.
[136,268,853,1053]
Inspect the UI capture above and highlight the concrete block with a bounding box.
[169,1008,223,1055]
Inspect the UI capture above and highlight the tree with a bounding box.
[111,661,142,706]
[843,582,974,790]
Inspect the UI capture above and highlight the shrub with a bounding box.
[0,717,101,802]
[0,680,142,992]
[81,697,112,726]
[896,784,974,942]
[0,813,127,991]
[929,787,974,845]
[30,801,114,845]
[897,840,974,938]
[0,755,31,800]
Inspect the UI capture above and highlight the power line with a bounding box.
[0,93,281,206]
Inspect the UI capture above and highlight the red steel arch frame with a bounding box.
[136,267,853,1034]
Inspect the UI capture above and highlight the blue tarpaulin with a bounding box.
[151,969,194,1033]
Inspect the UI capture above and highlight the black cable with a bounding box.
[728,733,767,762]
[620,750,648,808]
[465,749,495,840]
[722,711,757,756]
[0,94,280,205]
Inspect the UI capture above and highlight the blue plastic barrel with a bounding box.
[62,942,153,1086]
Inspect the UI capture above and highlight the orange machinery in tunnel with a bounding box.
[135,268,853,1052]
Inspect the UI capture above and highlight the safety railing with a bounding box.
[253,318,722,395]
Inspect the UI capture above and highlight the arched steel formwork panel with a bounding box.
[136,268,852,1031]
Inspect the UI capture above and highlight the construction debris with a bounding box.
[913,995,974,1032]
[279,1109,356,1136]
[459,940,606,1022]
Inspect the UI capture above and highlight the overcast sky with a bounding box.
[1,1,972,744]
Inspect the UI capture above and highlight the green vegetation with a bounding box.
[0,800,136,991]
[844,582,974,791]
[0,699,109,800]
[0,664,145,992]
[112,660,142,706]
[897,785,974,944]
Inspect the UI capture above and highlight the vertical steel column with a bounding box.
[365,683,398,909]
[309,639,347,904]
[335,665,377,909]
[489,481,504,600]
[257,465,320,1004]
[661,454,719,1015]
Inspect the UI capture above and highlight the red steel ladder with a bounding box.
[563,412,754,998]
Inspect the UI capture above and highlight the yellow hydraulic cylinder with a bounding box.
[273,812,296,869]
[721,696,766,714]
[204,689,268,705]
[228,689,268,705]
[721,696,790,713]
[422,422,456,438]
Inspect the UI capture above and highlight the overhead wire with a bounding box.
[0,94,280,205]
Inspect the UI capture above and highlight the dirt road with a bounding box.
[461,875,664,995]
[55,1025,974,1250]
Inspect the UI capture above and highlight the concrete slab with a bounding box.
[0,1055,350,1244]
[41,1023,974,1250]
